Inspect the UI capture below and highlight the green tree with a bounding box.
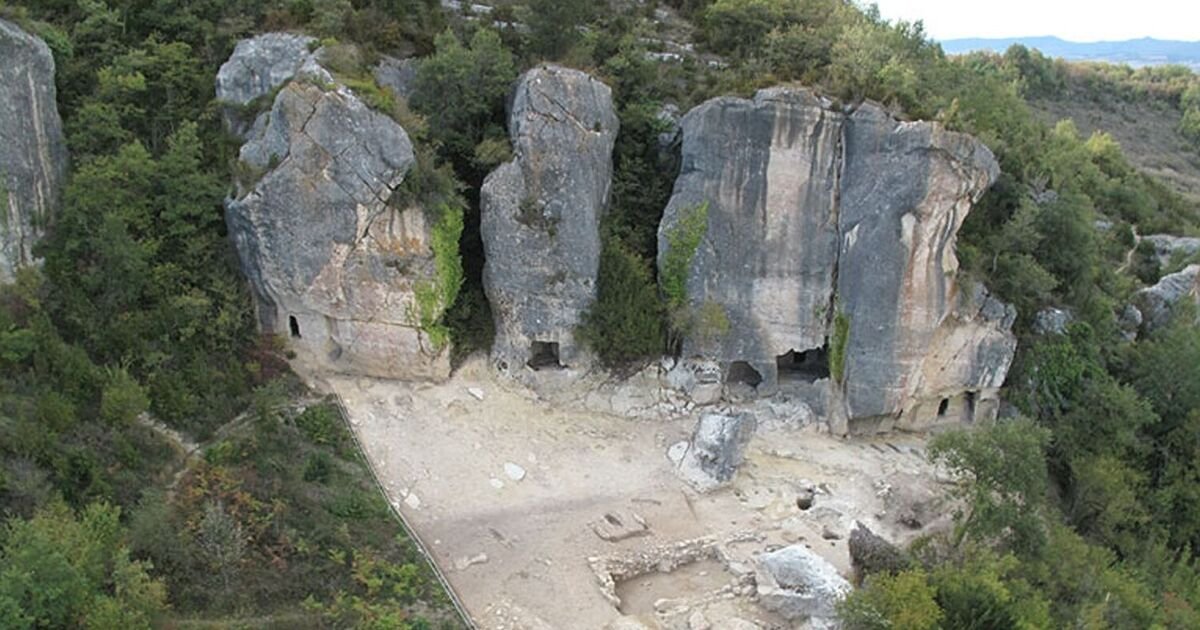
[0,502,167,629]
[410,28,517,181]
[929,419,1051,554]
[839,569,943,630]
[523,0,593,61]
[580,239,664,365]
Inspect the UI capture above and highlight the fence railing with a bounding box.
[328,392,479,629]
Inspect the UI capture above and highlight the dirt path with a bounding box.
[323,358,948,629]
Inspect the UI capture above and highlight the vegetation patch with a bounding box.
[410,204,465,352]
[829,310,850,384]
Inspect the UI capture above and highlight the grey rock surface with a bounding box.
[481,65,618,375]
[0,19,67,283]
[1134,264,1200,331]
[1141,234,1200,267]
[1033,307,1073,335]
[223,39,451,380]
[659,88,1011,433]
[373,55,418,99]
[676,411,757,492]
[754,544,851,625]
[215,32,318,137]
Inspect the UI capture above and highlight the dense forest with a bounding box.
[1,0,1200,627]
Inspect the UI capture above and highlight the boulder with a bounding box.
[658,87,1012,433]
[676,411,756,492]
[1134,264,1200,332]
[481,65,618,375]
[848,523,909,580]
[0,19,67,283]
[754,544,851,625]
[215,32,318,138]
[1141,234,1200,267]
[1033,307,1073,336]
[222,38,452,380]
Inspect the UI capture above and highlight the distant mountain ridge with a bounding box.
[941,36,1200,69]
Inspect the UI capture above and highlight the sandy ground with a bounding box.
[317,358,948,629]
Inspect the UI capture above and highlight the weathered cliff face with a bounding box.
[481,65,618,375]
[0,19,67,283]
[659,88,1011,432]
[219,37,452,380]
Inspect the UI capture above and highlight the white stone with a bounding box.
[489,477,505,489]
[667,440,689,465]
[467,387,485,401]
[403,492,421,510]
[504,462,527,481]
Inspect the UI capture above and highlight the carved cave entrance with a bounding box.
[775,345,830,383]
[528,341,563,370]
[725,361,763,387]
[289,315,301,339]
[936,391,978,423]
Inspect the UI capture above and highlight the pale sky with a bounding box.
[869,0,1200,42]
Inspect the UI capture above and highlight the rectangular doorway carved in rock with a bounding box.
[289,315,301,339]
[528,341,563,370]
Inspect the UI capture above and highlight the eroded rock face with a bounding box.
[1134,264,1200,332]
[220,37,451,380]
[481,65,618,375]
[659,88,1012,433]
[216,32,318,138]
[0,19,67,283]
[676,411,757,492]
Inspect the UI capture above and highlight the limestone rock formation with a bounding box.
[0,18,67,283]
[216,32,319,138]
[754,544,851,626]
[373,55,418,100]
[1133,264,1200,332]
[658,87,1013,433]
[676,411,757,492]
[219,37,452,380]
[481,65,618,375]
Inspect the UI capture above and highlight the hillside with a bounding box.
[942,36,1200,69]
[2,0,1200,628]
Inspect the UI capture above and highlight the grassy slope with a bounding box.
[1031,90,1200,203]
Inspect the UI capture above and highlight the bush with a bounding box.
[839,569,942,630]
[580,238,664,365]
[295,403,341,446]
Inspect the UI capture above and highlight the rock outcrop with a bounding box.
[675,411,757,492]
[216,32,318,138]
[1141,234,1200,267]
[481,65,618,375]
[754,544,851,626]
[658,87,1013,433]
[0,19,67,283]
[219,36,453,380]
[1133,264,1200,332]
